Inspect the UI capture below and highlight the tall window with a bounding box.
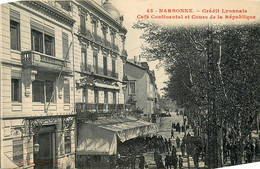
[113,91,116,104]
[92,20,97,36]
[93,51,98,73]
[64,79,70,104]
[103,56,107,75]
[31,28,55,56]
[129,82,136,94]
[111,32,115,45]
[31,29,43,53]
[81,45,87,71]
[80,14,86,29]
[104,90,108,104]
[10,20,20,50]
[45,34,55,56]
[112,59,116,77]
[10,10,20,50]
[64,130,71,154]
[102,27,107,40]
[62,32,69,59]
[82,88,88,103]
[11,79,21,102]
[94,89,99,104]
[32,80,54,103]
[13,139,23,167]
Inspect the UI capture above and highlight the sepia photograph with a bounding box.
[0,0,260,168]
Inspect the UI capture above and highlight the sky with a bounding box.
[110,0,169,96]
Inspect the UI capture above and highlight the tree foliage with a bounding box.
[133,21,260,146]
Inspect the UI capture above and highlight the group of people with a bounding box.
[223,137,256,165]
[154,146,183,169]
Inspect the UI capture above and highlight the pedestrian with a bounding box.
[130,153,136,169]
[181,125,184,132]
[158,154,165,169]
[172,145,177,156]
[172,122,175,129]
[181,142,185,156]
[154,148,159,166]
[176,137,180,148]
[168,138,172,151]
[171,128,174,138]
[165,153,171,169]
[176,123,180,132]
[171,153,178,169]
[139,154,145,169]
[178,155,183,169]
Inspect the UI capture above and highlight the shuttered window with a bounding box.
[103,56,107,75]
[64,79,70,104]
[62,32,69,59]
[10,10,20,50]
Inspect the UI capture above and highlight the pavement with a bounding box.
[142,111,205,169]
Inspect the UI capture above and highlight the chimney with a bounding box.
[134,56,137,63]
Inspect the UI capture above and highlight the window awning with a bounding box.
[76,117,158,155]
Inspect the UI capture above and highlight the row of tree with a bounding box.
[133,21,260,167]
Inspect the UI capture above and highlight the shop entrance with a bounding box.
[34,125,56,169]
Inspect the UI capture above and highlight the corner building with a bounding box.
[0,1,76,168]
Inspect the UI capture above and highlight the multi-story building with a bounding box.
[0,1,76,168]
[1,1,158,168]
[124,59,159,122]
[74,0,127,117]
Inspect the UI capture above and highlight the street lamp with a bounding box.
[34,143,40,153]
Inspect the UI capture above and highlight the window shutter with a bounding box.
[44,26,55,36]
[10,9,20,22]
[64,79,70,104]
[31,20,43,32]
[62,32,69,59]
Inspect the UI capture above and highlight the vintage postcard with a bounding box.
[0,0,259,168]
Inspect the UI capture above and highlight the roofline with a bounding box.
[126,60,149,70]
[77,0,127,34]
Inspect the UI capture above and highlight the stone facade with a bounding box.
[124,60,159,122]
[0,0,128,168]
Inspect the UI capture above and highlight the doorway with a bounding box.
[34,126,56,169]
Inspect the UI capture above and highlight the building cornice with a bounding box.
[19,1,75,27]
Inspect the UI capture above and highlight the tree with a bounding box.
[134,21,260,167]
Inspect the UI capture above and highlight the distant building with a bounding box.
[124,59,159,122]
[0,1,157,168]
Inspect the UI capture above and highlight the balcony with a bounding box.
[93,34,102,45]
[129,95,137,102]
[102,39,111,49]
[111,44,119,53]
[78,26,92,40]
[21,51,72,74]
[76,103,125,115]
[80,63,92,73]
[121,49,128,57]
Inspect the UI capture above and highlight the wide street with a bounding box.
[143,111,205,169]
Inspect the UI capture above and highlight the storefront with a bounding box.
[76,116,158,168]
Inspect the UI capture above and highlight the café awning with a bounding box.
[76,117,158,155]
